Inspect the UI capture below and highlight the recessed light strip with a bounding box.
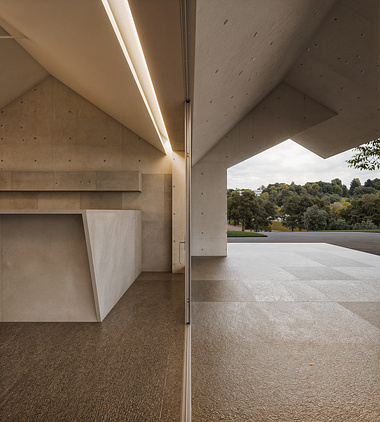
[101,0,171,154]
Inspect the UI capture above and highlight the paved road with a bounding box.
[228,231,380,256]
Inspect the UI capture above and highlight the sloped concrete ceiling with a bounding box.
[192,0,337,164]
[286,0,380,158]
[0,26,48,109]
[193,0,379,164]
[128,0,186,151]
[0,0,186,153]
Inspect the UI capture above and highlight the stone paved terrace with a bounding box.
[192,243,380,421]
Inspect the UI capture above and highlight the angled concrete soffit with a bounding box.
[197,82,337,167]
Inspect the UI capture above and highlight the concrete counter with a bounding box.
[0,210,142,322]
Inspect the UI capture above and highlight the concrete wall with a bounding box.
[0,77,172,271]
[0,213,97,322]
[83,210,142,321]
[0,210,141,322]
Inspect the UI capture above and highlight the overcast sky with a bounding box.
[227,139,380,190]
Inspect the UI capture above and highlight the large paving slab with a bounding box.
[192,243,380,421]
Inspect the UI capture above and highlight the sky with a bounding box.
[227,139,380,190]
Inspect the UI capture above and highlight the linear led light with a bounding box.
[101,0,172,154]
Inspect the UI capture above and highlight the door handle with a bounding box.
[179,241,185,264]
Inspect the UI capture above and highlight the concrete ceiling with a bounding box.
[192,0,337,164]
[128,0,186,151]
[0,0,186,152]
[0,0,378,162]
[0,25,48,109]
[286,0,379,157]
[192,0,379,164]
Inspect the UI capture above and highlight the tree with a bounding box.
[346,139,380,171]
[238,190,256,231]
[349,178,361,196]
[366,178,380,190]
[281,195,327,231]
[251,198,276,231]
[330,218,351,230]
[352,220,378,230]
[340,194,380,226]
[352,186,376,198]
[227,190,241,225]
[302,205,330,231]
[227,189,277,231]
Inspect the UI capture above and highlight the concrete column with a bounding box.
[172,151,186,272]
[191,161,227,257]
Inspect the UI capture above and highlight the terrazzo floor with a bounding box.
[0,273,184,422]
[192,243,380,421]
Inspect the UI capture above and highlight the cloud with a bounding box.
[227,139,380,189]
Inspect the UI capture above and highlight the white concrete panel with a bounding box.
[2,214,97,322]
[192,162,227,257]
[83,210,142,321]
[192,237,227,257]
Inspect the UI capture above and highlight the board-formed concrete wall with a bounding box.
[0,77,172,271]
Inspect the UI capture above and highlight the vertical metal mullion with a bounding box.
[185,100,191,325]
[181,98,192,422]
[181,1,192,420]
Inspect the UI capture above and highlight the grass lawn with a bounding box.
[227,231,267,237]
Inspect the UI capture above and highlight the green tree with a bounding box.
[352,186,376,198]
[364,178,380,190]
[302,205,330,231]
[281,195,327,231]
[227,190,241,225]
[330,218,351,230]
[349,178,361,195]
[352,220,378,230]
[341,194,380,226]
[238,190,256,231]
[251,197,276,231]
[346,139,380,171]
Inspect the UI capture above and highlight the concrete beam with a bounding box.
[0,171,142,191]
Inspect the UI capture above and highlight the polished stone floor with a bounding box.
[0,273,184,422]
[1,243,379,421]
[192,243,380,421]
